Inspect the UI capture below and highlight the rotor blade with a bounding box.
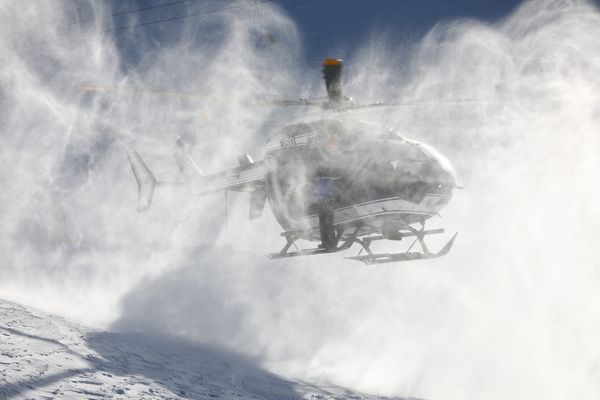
[81,86,325,108]
[339,97,600,110]
[80,85,206,98]
[259,98,323,107]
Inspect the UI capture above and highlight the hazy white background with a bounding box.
[1,1,599,399]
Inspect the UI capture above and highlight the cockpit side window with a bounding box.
[324,145,451,207]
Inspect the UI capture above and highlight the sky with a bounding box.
[277,0,523,61]
[106,0,525,69]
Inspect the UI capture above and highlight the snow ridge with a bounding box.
[0,299,412,400]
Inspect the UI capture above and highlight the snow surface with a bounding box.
[0,299,410,400]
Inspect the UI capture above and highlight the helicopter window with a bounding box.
[324,150,451,208]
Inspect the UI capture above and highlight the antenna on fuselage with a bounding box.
[322,58,357,110]
[322,58,344,103]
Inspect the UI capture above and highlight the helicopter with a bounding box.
[128,58,458,264]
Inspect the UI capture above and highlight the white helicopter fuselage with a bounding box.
[262,119,457,241]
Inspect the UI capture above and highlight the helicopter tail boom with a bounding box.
[174,138,204,186]
[128,142,265,214]
[173,139,265,195]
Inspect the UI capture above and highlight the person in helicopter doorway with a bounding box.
[316,171,339,250]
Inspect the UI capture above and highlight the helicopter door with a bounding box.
[272,153,318,221]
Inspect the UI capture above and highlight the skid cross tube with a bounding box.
[268,226,360,259]
[346,232,458,265]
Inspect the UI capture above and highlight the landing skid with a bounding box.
[267,227,360,259]
[268,224,457,264]
[347,231,458,265]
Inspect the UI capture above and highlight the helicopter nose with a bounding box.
[443,164,458,188]
[428,149,458,189]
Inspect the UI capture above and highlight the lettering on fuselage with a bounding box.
[280,136,297,149]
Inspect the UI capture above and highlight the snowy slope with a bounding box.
[0,299,412,400]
